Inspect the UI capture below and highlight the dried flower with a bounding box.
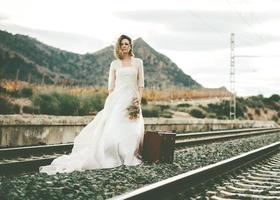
[127,97,140,120]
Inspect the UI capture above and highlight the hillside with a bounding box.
[0,30,201,88]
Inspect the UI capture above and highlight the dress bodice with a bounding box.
[108,57,145,91]
[115,67,138,89]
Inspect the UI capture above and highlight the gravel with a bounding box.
[1,132,280,200]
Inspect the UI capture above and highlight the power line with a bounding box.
[225,0,268,45]
[235,55,280,58]
[186,9,227,39]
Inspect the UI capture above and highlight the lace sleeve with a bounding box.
[108,62,116,91]
[138,59,144,88]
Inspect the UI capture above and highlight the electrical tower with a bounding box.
[230,33,236,120]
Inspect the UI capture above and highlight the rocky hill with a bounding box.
[0,30,201,88]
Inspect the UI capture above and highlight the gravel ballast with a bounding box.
[0,132,280,200]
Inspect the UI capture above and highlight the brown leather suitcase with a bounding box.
[142,131,176,164]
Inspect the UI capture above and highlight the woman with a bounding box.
[40,35,145,175]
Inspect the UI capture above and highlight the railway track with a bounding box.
[111,141,280,200]
[204,151,280,199]
[0,127,279,175]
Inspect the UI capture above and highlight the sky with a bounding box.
[0,0,279,97]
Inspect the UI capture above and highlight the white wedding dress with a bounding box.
[40,57,145,175]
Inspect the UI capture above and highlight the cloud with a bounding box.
[0,13,9,21]
[116,10,280,33]
[116,10,280,51]
[0,24,105,54]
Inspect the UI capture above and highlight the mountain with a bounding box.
[0,30,201,88]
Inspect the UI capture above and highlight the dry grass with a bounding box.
[1,80,231,100]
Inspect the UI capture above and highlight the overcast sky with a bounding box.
[0,0,279,97]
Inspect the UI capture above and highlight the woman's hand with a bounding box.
[133,98,140,107]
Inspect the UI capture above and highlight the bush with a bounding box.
[206,99,245,119]
[52,92,80,115]
[160,110,173,118]
[245,96,264,108]
[141,97,148,105]
[272,115,278,122]
[247,113,253,120]
[177,103,191,108]
[0,96,12,114]
[207,101,229,119]
[0,96,20,114]
[268,94,280,102]
[158,104,170,111]
[236,101,246,119]
[142,105,160,118]
[19,87,33,98]
[0,85,7,94]
[189,108,205,118]
[79,93,106,115]
[33,93,60,115]
[32,91,107,116]
[22,105,40,114]
[255,108,261,115]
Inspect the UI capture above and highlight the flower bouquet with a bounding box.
[127,97,140,120]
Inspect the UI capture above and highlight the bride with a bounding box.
[40,35,145,175]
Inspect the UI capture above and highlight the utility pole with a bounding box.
[15,69,20,82]
[230,33,236,120]
[28,73,32,83]
[41,74,45,85]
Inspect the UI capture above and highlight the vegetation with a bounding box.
[0,80,279,123]
[189,108,206,118]
[0,96,20,114]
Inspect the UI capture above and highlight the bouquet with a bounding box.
[127,97,140,120]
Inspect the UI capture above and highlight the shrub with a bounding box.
[79,93,106,115]
[0,96,19,114]
[207,101,229,119]
[245,96,264,108]
[236,101,245,119]
[177,103,191,108]
[247,113,253,120]
[23,105,40,114]
[268,94,280,102]
[0,85,7,94]
[142,105,160,118]
[52,92,80,115]
[255,108,261,115]
[33,93,60,115]
[160,110,173,118]
[158,104,170,111]
[272,115,278,122]
[13,104,20,114]
[19,87,33,98]
[189,108,205,118]
[141,97,148,105]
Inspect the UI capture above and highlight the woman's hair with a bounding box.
[114,34,134,59]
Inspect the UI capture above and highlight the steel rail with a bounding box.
[0,128,279,175]
[110,142,280,200]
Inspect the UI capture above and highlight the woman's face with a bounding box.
[120,38,131,54]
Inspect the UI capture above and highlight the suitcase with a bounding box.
[142,131,176,164]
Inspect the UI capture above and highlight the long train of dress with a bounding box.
[39,65,144,175]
